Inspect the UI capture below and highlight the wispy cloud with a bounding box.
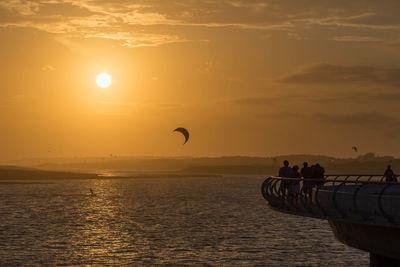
[231,96,277,106]
[2,0,400,49]
[287,32,307,40]
[314,111,395,125]
[278,63,400,85]
[385,40,400,49]
[99,100,183,110]
[313,111,400,137]
[0,0,39,16]
[0,0,294,49]
[86,32,184,48]
[231,90,400,108]
[297,12,400,30]
[258,110,400,137]
[330,35,381,42]
[41,65,55,72]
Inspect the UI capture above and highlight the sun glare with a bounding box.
[96,73,112,88]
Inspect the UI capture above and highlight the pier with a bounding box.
[261,175,400,267]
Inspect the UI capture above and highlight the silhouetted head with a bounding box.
[316,163,320,167]
[303,162,308,167]
[293,165,299,171]
[283,160,289,167]
[388,165,391,169]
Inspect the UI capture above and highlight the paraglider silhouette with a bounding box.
[173,127,190,144]
[352,146,358,152]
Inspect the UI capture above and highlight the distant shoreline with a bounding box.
[0,166,226,181]
[7,153,396,177]
[1,152,396,180]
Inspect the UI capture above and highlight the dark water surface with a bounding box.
[0,176,368,266]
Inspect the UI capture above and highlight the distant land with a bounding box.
[0,165,98,180]
[2,153,398,179]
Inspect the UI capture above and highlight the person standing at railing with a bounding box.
[301,162,313,202]
[384,165,397,182]
[278,160,292,199]
[290,165,301,204]
[312,163,325,186]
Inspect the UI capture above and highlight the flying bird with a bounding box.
[352,146,358,152]
[173,127,190,144]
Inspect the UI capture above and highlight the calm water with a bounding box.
[0,176,368,266]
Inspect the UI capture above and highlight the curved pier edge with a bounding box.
[262,176,400,267]
[329,220,400,267]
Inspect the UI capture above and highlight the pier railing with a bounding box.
[261,175,400,225]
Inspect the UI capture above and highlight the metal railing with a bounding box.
[261,175,400,225]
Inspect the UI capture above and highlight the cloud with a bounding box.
[298,12,400,30]
[313,111,396,126]
[0,0,290,49]
[0,1,187,48]
[41,65,55,72]
[99,100,183,109]
[231,96,277,106]
[265,111,302,119]
[2,0,400,49]
[0,0,39,16]
[255,109,398,127]
[321,91,400,103]
[278,63,400,85]
[0,12,186,48]
[257,110,400,137]
[385,40,400,49]
[312,111,400,137]
[231,90,400,108]
[330,35,381,42]
[227,1,268,12]
[85,32,184,48]
[287,32,307,40]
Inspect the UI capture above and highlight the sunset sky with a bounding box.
[2,0,400,160]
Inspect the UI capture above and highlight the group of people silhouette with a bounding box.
[278,160,325,203]
[278,161,399,203]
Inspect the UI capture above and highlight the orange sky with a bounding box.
[1,0,400,160]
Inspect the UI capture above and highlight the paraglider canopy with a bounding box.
[173,127,190,144]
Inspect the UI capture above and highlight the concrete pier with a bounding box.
[261,175,400,266]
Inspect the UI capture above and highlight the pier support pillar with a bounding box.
[370,253,400,267]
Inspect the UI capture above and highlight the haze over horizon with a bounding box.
[2,0,400,161]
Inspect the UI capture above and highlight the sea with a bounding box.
[0,175,368,266]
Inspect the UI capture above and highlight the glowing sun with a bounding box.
[96,73,112,88]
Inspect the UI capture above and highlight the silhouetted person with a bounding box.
[384,165,397,183]
[279,160,292,178]
[301,162,312,178]
[312,163,325,186]
[301,162,313,202]
[278,160,292,198]
[290,165,301,204]
[310,164,316,178]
